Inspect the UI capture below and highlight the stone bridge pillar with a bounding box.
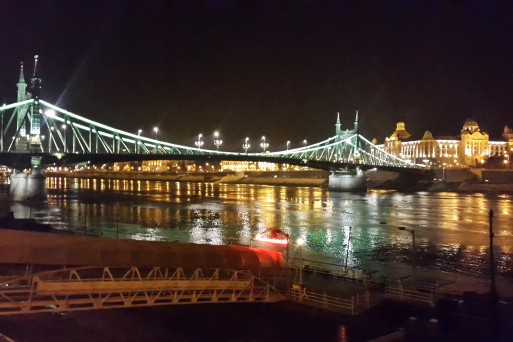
[328,168,367,192]
[9,157,47,202]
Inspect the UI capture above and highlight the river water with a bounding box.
[1,177,512,280]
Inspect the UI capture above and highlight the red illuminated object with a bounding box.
[254,228,289,245]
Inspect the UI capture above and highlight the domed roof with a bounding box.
[422,130,434,140]
[462,118,480,134]
[503,125,513,141]
[390,121,412,141]
[463,118,479,126]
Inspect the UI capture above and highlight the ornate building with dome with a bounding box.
[376,120,513,168]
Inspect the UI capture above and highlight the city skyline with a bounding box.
[1,1,512,149]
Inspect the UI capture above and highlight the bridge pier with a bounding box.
[9,157,47,202]
[328,168,367,192]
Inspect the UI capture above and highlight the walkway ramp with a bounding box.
[0,266,284,316]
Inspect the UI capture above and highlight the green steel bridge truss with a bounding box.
[0,99,423,170]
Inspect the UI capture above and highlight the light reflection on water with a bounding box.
[0,178,512,279]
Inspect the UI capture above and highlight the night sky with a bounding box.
[1,1,512,150]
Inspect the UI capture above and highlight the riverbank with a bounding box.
[44,170,329,187]
[429,181,513,192]
[43,169,513,192]
[367,168,513,192]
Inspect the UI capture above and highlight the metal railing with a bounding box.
[0,266,284,316]
[288,284,376,315]
[385,279,440,307]
[288,258,379,287]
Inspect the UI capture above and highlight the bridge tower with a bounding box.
[28,55,43,152]
[335,111,358,138]
[354,110,359,133]
[9,56,46,202]
[13,62,30,151]
[11,56,44,153]
[335,112,342,136]
[329,111,366,191]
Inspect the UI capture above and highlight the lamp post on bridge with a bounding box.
[398,226,416,279]
[260,136,269,152]
[213,131,223,150]
[49,127,54,152]
[242,137,250,153]
[136,129,142,153]
[195,134,204,149]
[153,126,159,153]
[286,141,290,150]
[61,124,67,153]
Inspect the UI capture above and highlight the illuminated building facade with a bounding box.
[377,120,513,168]
[220,161,279,172]
[220,160,314,172]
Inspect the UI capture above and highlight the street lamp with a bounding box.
[344,226,352,275]
[61,124,67,152]
[489,209,497,303]
[213,131,223,149]
[286,141,290,150]
[242,137,250,153]
[153,126,159,153]
[297,237,305,285]
[260,136,269,152]
[136,129,142,153]
[303,139,307,146]
[195,133,204,149]
[49,127,55,152]
[398,226,416,278]
[40,135,46,153]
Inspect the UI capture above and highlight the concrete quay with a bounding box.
[46,168,513,192]
[45,170,329,187]
[278,262,513,341]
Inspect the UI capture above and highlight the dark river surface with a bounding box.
[1,176,512,280]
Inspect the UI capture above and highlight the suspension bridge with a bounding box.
[0,97,422,171]
[0,57,423,170]
[0,57,426,194]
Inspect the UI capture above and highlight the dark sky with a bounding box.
[1,1,512,150]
